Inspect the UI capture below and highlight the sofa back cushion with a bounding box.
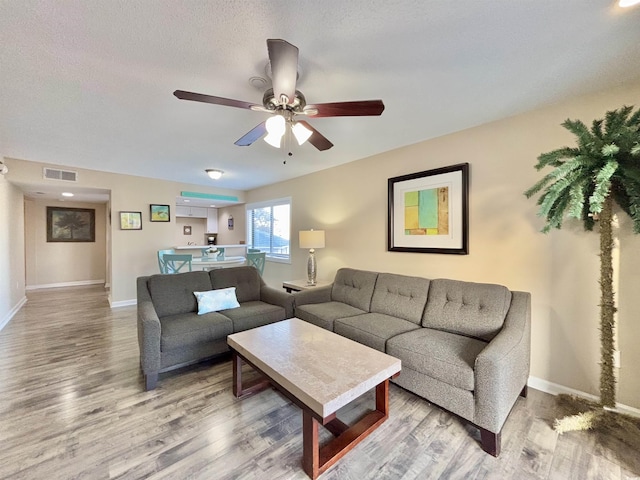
[371,273,430,324]
[422,279,512,341]
[209,266,262,303]
[331,268,378,312]
[147,271,212,318]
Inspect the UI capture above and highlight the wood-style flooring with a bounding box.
[0,285,638,479]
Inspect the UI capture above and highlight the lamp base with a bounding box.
[307,249,317,286]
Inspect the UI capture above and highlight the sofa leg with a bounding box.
[520,385,528,398]
[480,428,501,457]
[145,373,158,391]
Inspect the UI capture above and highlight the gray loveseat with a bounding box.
[137,266,294,390]
[294,268,531,456]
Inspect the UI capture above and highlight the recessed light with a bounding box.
[61,192,74,197]
[619,0,640,6]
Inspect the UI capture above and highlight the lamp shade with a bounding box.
[299,230,325,249]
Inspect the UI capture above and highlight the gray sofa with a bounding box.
[294,268,531,456]
[137,266,294,390]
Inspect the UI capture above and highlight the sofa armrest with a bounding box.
[293,284,333,306]
[474,291,531,432]
[137,276,162,373]
[260,285,295,318]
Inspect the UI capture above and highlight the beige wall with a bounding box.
[216,204,247,246]
[248,81,640,409]
[175,217,207,246]
[0,174,26,329]
[24,199,107,288]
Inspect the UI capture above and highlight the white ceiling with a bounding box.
[2,1,640,202]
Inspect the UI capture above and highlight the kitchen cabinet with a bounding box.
[206,208,218,233]
[175,206,208,218]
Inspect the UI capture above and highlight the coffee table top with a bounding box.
[227,318,401,418]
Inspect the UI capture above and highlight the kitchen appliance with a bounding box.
[206,234,217,245]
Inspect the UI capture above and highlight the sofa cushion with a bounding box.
[370,273,430,324]
[194,287,240,314]
[334,313,420,352]
[422,279,512,341]
[220,301,286,332]
[387,328,488,391]
[160,311,233,351]
[209,266,263,303]
[330,268,378,312]
[295,301,367,331]
[147,271,212,318]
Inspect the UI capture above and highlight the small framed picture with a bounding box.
[120,211,142,230]
[183,225,192,235]
[150,204,170,222]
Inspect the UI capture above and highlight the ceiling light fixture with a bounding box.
[264,115,286,148]
[263,113,313,149]
[292,122,313,145]
[61,192,74,197]
[205,169,224,180]
[619,0,640,6]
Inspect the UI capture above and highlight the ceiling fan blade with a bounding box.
[267,39,298,106]
[174,90,258,110]
[304,100,385,118]
[234,122,267,146]
[297,121,334,151]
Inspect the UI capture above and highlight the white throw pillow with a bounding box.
[193,287,240,315]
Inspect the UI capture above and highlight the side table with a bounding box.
[282,279,331,293]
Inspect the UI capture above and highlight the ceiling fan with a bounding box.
[174,39,385,152]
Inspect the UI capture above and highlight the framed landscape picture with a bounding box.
[47,207,96,242]
[388,163,469,254]
[150,204,170,222]
[120,211,142,230]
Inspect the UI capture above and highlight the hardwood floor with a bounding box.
[0,285,638,479]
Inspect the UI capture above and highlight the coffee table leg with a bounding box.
[301,379,390,479]
[232,350,271,399]
[232,351,243,397]
[302,411,320,479]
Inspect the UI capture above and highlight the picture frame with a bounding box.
[388,163,469,254]
[150,204,170,222]
[120,211,142,230]
[47,206,95,242]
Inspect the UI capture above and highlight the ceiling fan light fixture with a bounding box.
[205,169,224,180]
[264,114,286,148]
[292,122,313,145]
[264,132,282,148]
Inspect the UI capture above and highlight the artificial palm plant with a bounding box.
[525,105,640,415]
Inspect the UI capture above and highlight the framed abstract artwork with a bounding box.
[46,206,95,242]
[388,163,469,254]
[120,211,142,230]
[150,204,170,222]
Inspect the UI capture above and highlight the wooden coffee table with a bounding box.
[227,318,401,479]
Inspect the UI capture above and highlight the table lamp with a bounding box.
[299,229,325,285]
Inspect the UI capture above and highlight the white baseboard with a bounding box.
[528,375,640,418]
[109,298,136,308]
[0,296,27,332]
[26,279,105,291]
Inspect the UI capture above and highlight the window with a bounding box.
[246,197,291,263]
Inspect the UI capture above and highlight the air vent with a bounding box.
[43,168,78,182]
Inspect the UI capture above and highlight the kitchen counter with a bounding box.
[174,244,247,249]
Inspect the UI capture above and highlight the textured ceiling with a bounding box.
[1,1,640,198]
